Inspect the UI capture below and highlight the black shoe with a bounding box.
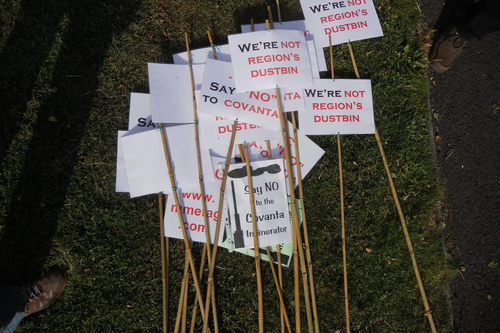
[22,267,67,317]
[429,24,466,73]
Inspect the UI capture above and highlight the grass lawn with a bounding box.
[0,0,451,332]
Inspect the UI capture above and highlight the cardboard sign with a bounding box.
[207,120,325,190]
[241,20,327,72]
[120,124,215,198]
[164,181,226,244]
[198,114,282,157]
[299,79,375,135]
[225,159,292,249]
[228,30,313,92]
[300,0,383,47]
[116,131,129,193]
[148,63,204,123]
[173,44,232,64]
[198,59,305,128]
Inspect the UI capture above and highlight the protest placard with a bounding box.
[163,181,226,244]
[241,20,327,72]
[225,159,292,250]
[116,131,129,193]
[198,59,305,127]
[228,30,313,92]
[148,63,204,123]
[128,92,157,132]
[300,0,383,47]
[299,78,375,135]
[198,114,282,156]
[173,44,232,64]
[120,124,215,198]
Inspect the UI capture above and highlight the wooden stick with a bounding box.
[348,42,438,333]
[265,141,285,333]
[202,120,239,333]
[251,18,254,32]
[290,113,321,333]
[243,143,264,333]
[276,87,314,333]
[158,194,169,333]
[189,244,207,333]
[265,246,292,333]
[175,254,190,333]
[330,35,350,333]
[182,270,190,333]
[186,31,220,332]
[207,30,217,60]
[375,129,438,333]
[338,135,350,333]
[266,19,270,30]
[329,35,335,79]
[158,123,207,323]
[276,0,282,24]
[267,6,274,29]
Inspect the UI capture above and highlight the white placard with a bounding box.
[121,124,215,198]
[198,114,282,156]
[116,131,129,192]
[225,159,292,249]
[228,30,313,92]
[173,44,232,64]
[299,79,375,135]
[198,59,305,127]
[128,92,158,132]
[164,181,225,244]
[148,63,204,123]
[241,20,327,72]
[300,0,383,47]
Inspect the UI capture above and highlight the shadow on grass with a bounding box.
[0,0,143,284]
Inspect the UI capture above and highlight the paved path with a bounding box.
[420,0,500,331]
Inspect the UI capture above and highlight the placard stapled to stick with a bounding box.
[164,181,225,244]
[299,78,375,135]
[241,20,327,72]
[148,63,204,123]
[173,44,232,65]
[225,159,292,249]
[299,0,383,47]
[120,124,214,198]
[228,30,313,92]
[198,59,305,126]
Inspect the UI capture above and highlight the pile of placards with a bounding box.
[115,0,385,331]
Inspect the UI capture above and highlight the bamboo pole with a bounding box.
[265,141,285,333]
[207,30,217,60]
[202,120,239,333]
[267,6,274,29]
[251,18,254,32]
[185,32,219,332]
[290,112,321,333]
[276,86,314,333]
[243,143,264,333]
[182,270,190,333]
[158,194,169,333]
[189,244,207,333]
[347,41,438,333]
[276,0,282,24]
[330,36,350,333]
[158,123,207,324]
[175,254,190,333]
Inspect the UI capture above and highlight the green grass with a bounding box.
[0,0,451,332]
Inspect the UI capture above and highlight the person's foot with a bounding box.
[429,24,466,73]
[21,267,67,317]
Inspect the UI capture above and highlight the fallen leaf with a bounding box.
[365,248,372,253]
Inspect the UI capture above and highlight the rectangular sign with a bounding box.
[225,159,292,249]
[148,63,204,123]
[300,0,383,47]
[299,78,375,135]
[228,30,313,92]
[173,44,232,65]
[164,181,225,244]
